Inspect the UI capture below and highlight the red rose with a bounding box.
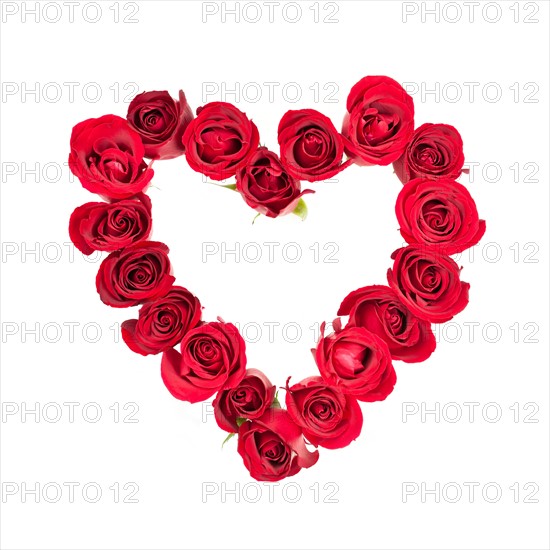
[338,285,435,363]
[342,76,414,166]
[69,194,152,255]
[387,246,469,323]
[213,368,276,432]
[121,286,202,356]
[96,241,174,308]
[182,102,259,180]
[395,178,486,255]
[68,115,153,199]
[161,321,246,403]
[278,109,349,181]
[285,376,362,449]
[315,320,396,402]
[127,90,193,160]
[238,408,319,482]
[393,123,464,183]
[236,147,314,218]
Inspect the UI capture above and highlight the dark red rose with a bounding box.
[342,76,414,166]
[395,178,486,255]
[96,241,174,308]
[315,320,396,402]
[338,285,435,363]
[68,115,153,199]
[236,147,314,218]
[121,286,202,356]
[182,102,259,180]
[387,246,469,323]
[393,123,464,183]
[127,90,193,160]
[213,368,276,432]
[161,321,246,403]
[285,376,362,449]
[69,194,152,255]
[238,408,319,482]
[278,109,349,181]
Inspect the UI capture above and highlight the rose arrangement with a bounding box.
[68,77,485,481]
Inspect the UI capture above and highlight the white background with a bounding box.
[1,1,549,549]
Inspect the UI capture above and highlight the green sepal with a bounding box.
[292,198,308,221]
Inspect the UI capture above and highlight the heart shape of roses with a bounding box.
[68,76,485,482]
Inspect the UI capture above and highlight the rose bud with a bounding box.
[213,368,276,432]
[236,147,314,218]
[69,194,152,255]
[121,286,202,356]
[315,319,396,402]
[387,246,469,323]
[161,321,246,403]
[395,178,486,255]
[393,123,465,183]
[342,75,414,166]
[127,90,193,160]
[96,241,174,308]
[182,102,260,180]
[285,376,363,449]
[338,285,436,363]
[278,109,349,181]
[68,115,153,199]
[237,408,319,482]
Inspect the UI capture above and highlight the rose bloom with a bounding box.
[69,194,152,255]
[69,115,153,199]
[213,368,276,432]
[285,376,362,449]
[182,102,259,180]
[161,321,246,403]
[96,241,174,308]
[236,147,314,218]
[238,408,319,482]
[315,320,396,402]
[278,109,348,181]
[121,286,202,356]
[338,285,435,363]
[395,177,486,254]
[387,246,469,323]
[127,90,193,160]
[342,75,414,166]
[393,123,464,183]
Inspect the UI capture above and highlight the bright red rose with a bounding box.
[161,321,246,403]
[278,109,349,181]
[338,285,435,363]
[315,320,396,402]
[342,76,414,166]
[127,90,193,160]
[96,241,174,308]
[395,178,486,254]
[121,286,202,356]
[182,102,259,180]
[69,115,153,199]
[237,408,319,482]
[387,246,469,323]
[285,376,362,449]
[69,194,152,255]
[236,147,314,218]
[393,123,464,183]
[213,368,276,432]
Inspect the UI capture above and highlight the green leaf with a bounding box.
[236,417,247,427]
[292,198,308,221]
[221,431,236,448]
